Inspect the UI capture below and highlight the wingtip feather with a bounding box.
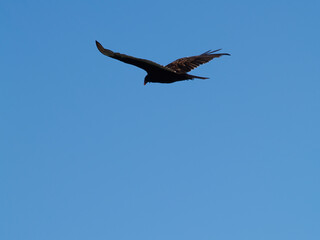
[95,40,115,57]
[95,40,103,51]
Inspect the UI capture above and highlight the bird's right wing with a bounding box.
[96,41,174,74]
[166,50,230,73]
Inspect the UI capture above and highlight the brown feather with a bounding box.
[95,41,175,74]
[166,50,230,73]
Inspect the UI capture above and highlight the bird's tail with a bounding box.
[188,74,209,80]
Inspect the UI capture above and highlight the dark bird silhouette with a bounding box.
[95,41,230,85]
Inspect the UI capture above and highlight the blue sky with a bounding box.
[1,0,320,240]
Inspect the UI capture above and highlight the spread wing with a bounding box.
[96,41,175,74]
[166,49,230,73]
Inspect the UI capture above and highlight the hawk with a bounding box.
[96,41,230,85]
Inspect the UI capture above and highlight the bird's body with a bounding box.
[95,41,230,85]
[144,71,207,84]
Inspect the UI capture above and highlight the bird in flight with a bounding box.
[96,41,230,85]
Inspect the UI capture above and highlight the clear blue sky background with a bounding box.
[1,0,320,240]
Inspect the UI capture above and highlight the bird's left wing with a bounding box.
[166,50,230,73]
[96,41,174,74]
